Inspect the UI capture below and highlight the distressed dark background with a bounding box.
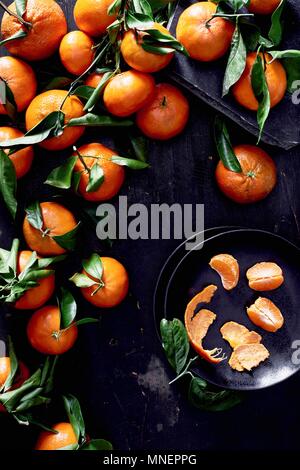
[0,0,300,454]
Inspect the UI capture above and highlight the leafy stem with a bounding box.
[168,356,198,385]
[206,12,253,27]
[73,146,90,174]
[0,1,31,29]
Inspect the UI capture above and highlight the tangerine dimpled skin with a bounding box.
[14,250,55,310]
[0,127,34,179]
[81,257,129,308]
[246,262,284,291]
[248,0,281,15]
[59,31,94,76]
[25,90,85,151]
[0,57,37,114]
[120,23,174,73]
[1,0,67,61]
[73,143,125,201]
[176,2,235,62]
[247,297,284,332]
[27,306,78,355]
[136,83,189,140]
[35,422,78,450]
[232,52,287,111]
[103,71,155,117]
[74,0,117,37]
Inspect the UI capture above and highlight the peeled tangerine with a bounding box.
[246,262,284,291]
[184,285,226,364]
[247,297,284,333]
[221,321,269,372]
[209,254,239,290]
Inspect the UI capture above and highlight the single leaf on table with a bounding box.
[214,116,242,172]
[59,287,77,329]
[63,395,85,443]
[81,439,113,450]
[160,318,189,374]
[45,156,77,189]
[86,163,104,192]
[188,377,243,411]
[268,0,286,47]
[67,113,134,128]
[52,222,81,251]
[82,254,103,281]
[223,22,246,96]
[111,155,149,169]
[25,201,43,231]
[69,273,96,288]
[251,54,271,142]
[0,149,17,218]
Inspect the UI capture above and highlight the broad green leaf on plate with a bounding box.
[86,163,104,192]
[111,156,149,169]
[0,149,17,218]
[188,377,243,412]
[59,287,77,329]
[67,113,134,128]
[251,54,271,142]
[69,273,96,288]
[82,253,103,281]
[43,76,73,91]
[223,22,246,96]
[63,394,85,443]
[214,116,242,172]
[45,156,77,189]
[268,0,286,47]
[52,222,81,251]
[81,439,113,450]
[160,318,189,374]
[25,201,43,230]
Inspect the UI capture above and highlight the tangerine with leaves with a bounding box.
[232,52,287,111]
[71,255,129,308]
[14,250,55,310]
[0,127,33,179]
[248,0,281,15]
[59,31,94,76]
[136,83,189,140]
[103,70,155,117]
[23,201,78,256]
[74,0,117,37]
[27,305,78,355]
[73,143,125,202]
[215,145,277,204]
[176,1,235,62]
[0,361,30,413]
[1,0,67,61]
[35,422,78,450]
[121,22,174,73]
[0,56,37,114]
[25,90,85,151]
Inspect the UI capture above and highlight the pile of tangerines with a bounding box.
[0,0,289,451]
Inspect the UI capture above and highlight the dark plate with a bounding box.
[167,0,300,150]
[154,229,300,390]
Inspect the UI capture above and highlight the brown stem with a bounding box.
[73,146,90,173]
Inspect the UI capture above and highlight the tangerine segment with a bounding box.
[220,321,261,349]
[246,262,284,291]
[229,343,270,372]
[184,285,225,364]
[247,297,284,333]
[209,254,239,290]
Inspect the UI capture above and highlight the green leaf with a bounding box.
[268,0,286,47]
[129,134,148,162]
[40,356,59,394]
[25,201,43,231]
[82,254,103,281]
[69,273,96,288]
[19,268,54,283]
[132,0,153,17]
[45,156,77,189]
[84,72,114,112]
[86,163,104,192]
[282,57,300,93]
[240,21,260,51]
[160,318,189,374]
[72,171,82,193]
[111,155,149,169]
[59,287,77,329]
[142,29,188,55]
[74,318,99,327]
[15,0,27,17]
[1,80,17,120]
[107,0,122,15]
[14,413,58,433]
[15,395,50,412]
[67,113,134,128]
[0,369,41,412]
[0,29,27,46]
[188,377,243,412]
[43,76,73,91]
[223,22,246,96]
[37,254,67,269]
[2,337,18,392]
[72,85,95,101]
[63,395,85,443]
[0,149,17,218]
[5,239,19,275]
[214,117,242,172]
[52,222,81,251]
[268,50,300,61]
[81,439,113,450]
[107,19,121,43]
[126,11,154,30]
[251,54,271,142]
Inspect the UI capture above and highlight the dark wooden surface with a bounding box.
[1,0,300,452]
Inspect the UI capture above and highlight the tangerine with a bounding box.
[0,127,33,179]
[59,30,94,76]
